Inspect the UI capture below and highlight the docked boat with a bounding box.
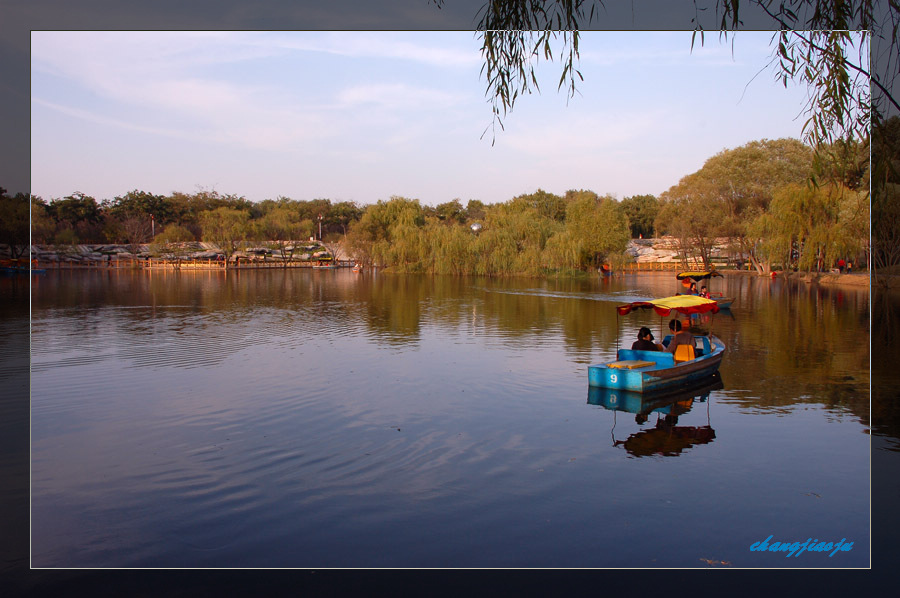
[676,270,734,309]
[587,295,725,393]
[0,258,45,274]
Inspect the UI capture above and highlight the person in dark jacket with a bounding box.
[632,326,661,351]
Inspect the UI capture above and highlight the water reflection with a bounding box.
[589,376,723,458]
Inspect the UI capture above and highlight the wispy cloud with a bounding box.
[31,32,478,152]
[31,97,200,142]
[250,32,481,68]
[337,83,465,110]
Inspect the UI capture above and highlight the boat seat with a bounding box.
[617,349,675,367]
[673,344,695,363]
[608,359,657,369]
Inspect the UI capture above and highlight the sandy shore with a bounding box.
[721,269,871,290]
[785,271,870,289]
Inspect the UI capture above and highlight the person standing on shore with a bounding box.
[847,261,852,274]
[837,258,845,273]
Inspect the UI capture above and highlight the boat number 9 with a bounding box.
[610,374,618,384]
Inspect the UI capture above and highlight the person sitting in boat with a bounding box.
[632,326,661,351]
[699,285,710,299]
[689,282,699,295]
[665,319,694,354]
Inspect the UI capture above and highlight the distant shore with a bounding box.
[783,271,869,289]
[4,242,876,291]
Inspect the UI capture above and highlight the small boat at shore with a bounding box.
[0,259,46,274]
[677,271,734,309]
[588,295,725,393]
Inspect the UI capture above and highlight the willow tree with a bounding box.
[564,193,630,269]
[345,196,426,269]
[436,2,889,151]
[258,206,312,264]
[423,220,477,275]
[200,206,251,264]
[752,182,867,272]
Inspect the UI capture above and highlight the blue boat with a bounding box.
[588,295,725,392]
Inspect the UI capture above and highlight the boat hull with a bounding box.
[588,335,725,392]
[714,297,734,309]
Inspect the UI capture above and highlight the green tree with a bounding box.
[752,183,865,273]
[345,197,425,268]
[150,224,197,265]
[167,189,252,238]
[872,116,900,283]
[465,199,487,222]
[657,138,814,272]
[656,173,724,270]
[433,199,466,225]
[106,190,173,224]
[423,220,477,274]
[48,192,104,243]
[565,194,630,269]
[0,189,30,258]
[541,230,582,272]
[259,206,313,263]
[31,196,56,245]
[619,194,659,238]
[330,201,364,235]
[812,138,870,191]
[200,207,251,263]
[510,189,566,222]
[154,224,195,244]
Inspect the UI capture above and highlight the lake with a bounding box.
[27,268,871,568]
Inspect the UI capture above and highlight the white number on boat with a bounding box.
[610,374,618,384]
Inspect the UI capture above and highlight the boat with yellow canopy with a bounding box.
[588,295,725,392]
[676,271,734,309]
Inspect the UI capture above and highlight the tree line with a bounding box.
[22,185,653,275]
[8,124,891,276]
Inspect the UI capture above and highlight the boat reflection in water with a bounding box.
[588,374,724,458]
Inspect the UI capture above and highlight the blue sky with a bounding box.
[31,31,818,207]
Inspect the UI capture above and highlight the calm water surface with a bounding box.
[29,269,870,568]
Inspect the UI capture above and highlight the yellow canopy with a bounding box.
[616,294,720,316]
